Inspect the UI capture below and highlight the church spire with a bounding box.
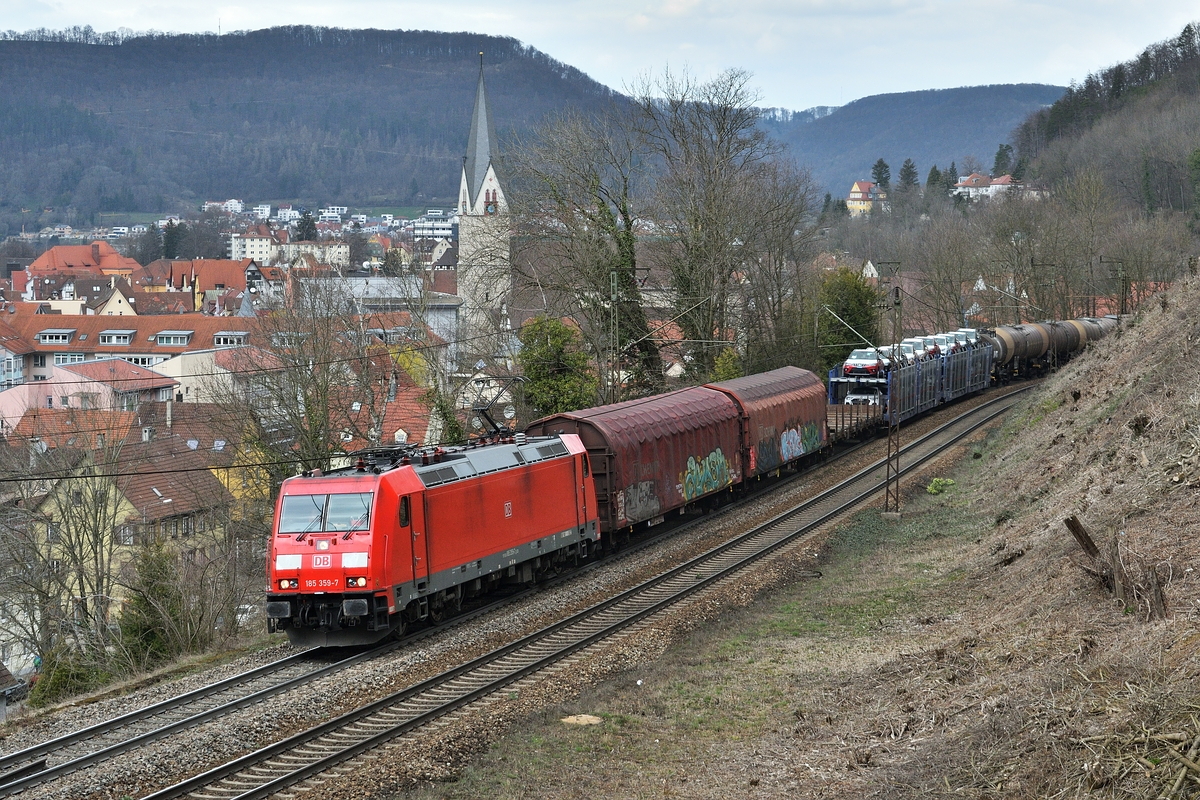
[463,52,499,211]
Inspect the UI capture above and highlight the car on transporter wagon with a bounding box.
[841,348,889,377]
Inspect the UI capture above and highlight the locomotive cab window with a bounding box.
[279,492,373,533]
[399,496,411,527]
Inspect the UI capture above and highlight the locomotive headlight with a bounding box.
[278,578,298,590]
[315,539,330,551]
[347,577,367,588]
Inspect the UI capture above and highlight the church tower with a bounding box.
[456,53,511,360]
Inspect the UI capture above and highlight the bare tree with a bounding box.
[212,280,403,478]
[508,105,662,398]
[631,68,783,378]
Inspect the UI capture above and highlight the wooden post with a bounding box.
[1064,516,1100,559]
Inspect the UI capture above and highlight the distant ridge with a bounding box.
[772,84,1065,195]
[0,26,1063,235]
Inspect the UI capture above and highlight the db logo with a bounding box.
[313,554,332,568]
[504,502,513,518]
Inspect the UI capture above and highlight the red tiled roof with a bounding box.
[10,408,136,450]
[130,291,195,314]
[0,319,34,355]
[30,241,140,274]
[5,309,264,357]
[117,439,236,523]
[60,359,178,393]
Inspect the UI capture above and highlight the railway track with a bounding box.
[137,388,1025,800]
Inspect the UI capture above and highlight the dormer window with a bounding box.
[213,331,247,347]
[99,330,135,345]
[37,329,75,344]
[156,331,193,346]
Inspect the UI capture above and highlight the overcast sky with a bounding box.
[5,2,1197,109]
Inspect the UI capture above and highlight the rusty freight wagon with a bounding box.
[706,366,828,479]
[526,388,743,533]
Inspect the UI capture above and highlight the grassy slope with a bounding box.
[400,279,1200,799]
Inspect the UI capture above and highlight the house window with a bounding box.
[46,522,61,543]
[71,489,82,504]
[142,426,152,442]
[46,395,52,408]
[213,334,246,347]
[32,354,46,368]
[60,396,70,407]
[157,387,173,401]
[181,516,192,537]
[118,525,135,545]
[54,353,85,365]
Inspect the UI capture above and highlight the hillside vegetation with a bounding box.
[1017,21,1200,214]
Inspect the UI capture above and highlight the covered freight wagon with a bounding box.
[706,366,828,478]
[526,388,742,532]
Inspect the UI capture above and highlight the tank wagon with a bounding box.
[981,316,1118,379]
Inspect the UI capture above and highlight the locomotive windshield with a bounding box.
[279,492,374,534]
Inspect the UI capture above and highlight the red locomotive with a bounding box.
[266,434,599,646]
[265,366,832,646]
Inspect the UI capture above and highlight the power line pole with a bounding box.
[877,261,902,513]
[609,268,619,404]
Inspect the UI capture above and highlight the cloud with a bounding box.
[1,1,1197,108]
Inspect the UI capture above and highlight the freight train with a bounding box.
[265,317,1117,647]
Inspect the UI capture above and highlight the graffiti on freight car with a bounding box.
[621,481,661,522]
[679,448,732,501]
[780,422,823,462]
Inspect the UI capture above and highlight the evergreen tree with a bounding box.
[295,211,318,242]
[926,164,943,193]
[992,143,1014,176]
[162,220,186,259]
[821,192,832,214]
[380,247,408,277]
[130,224,163,265]
[871,158,891,189]
[344,222,368,268]
[516,316,598,416]
[1011,157,1028,181]
[941,161,959,196]
[897,159,919,191]
[817,267,879,372]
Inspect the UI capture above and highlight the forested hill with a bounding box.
[774,84,1065,195]
[0,26,614,235]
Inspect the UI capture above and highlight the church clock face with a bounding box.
[485,202,496,214]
